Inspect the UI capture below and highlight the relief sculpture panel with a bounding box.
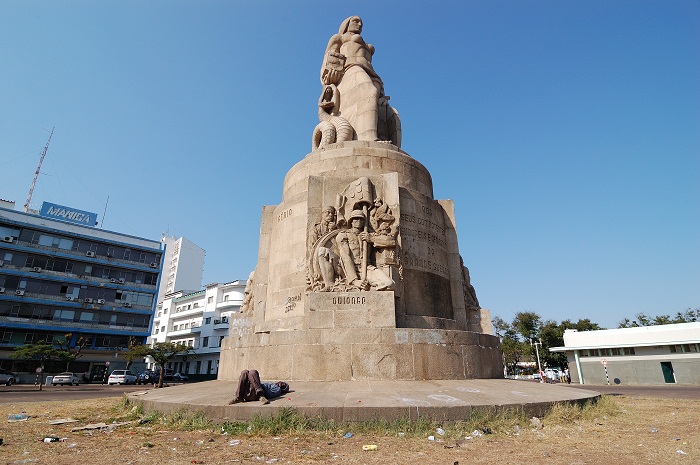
[307,177,400,293]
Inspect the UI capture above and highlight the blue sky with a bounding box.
[1,1,698,329]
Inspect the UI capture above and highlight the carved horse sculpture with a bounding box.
[312,84,353,150]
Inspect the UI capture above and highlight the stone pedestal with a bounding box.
[218,141,502,382]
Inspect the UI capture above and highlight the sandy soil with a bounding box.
[0,395,697,464]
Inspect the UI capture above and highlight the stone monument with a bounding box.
[219,16,502,381]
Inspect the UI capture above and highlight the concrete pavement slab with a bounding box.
[131,379,600,422]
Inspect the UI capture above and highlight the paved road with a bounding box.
[560,383,700,400]
[0,383,182,403]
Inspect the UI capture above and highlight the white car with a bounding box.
[107,370,137,385]
[52,372,81,386]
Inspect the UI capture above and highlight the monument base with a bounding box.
[219,311,502,381]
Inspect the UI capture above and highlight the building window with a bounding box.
[219,336,225,347]
[202,337,209,347]
[163,308,168,314]
[124,249,131,260]
[161,326,165,332]
[205,317,211,324]
[1,332,11,343]
[208,296,213,304]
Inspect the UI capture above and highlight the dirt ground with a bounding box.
[1,395,697,465]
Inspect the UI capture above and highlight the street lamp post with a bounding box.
[531,338,543,383]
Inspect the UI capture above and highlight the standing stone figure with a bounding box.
[307,206,342,291]
[369,197,398,266]
[318,16,401,147]
[336,210,394,291]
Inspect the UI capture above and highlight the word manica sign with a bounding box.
[39,202,97,227]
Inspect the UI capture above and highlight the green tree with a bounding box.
[618,308,698,328]
[55,333,90,372]
[126,342,192,388]
[513,311,542,342]
[493,316,528,375]
[11,342,68,391]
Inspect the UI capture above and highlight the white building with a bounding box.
[149,280,245,379]
[550,322,700,386]
[158,236,205,302]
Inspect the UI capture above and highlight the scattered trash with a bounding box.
[67,443,77,448]
[471,430,483,437]
[40,437,67,443]
[676,450,687,456]
[47,418,78,425]
[70,421,131,432]
[343,432,353,439]
[529,417,543,429]
[8,413,29,422]
[191,461,204,464]
[674,438,681,441]
[436,427,445,436]
[362,445,378,451]
[428,435,435,441]
[265,459,279,464]
[0,438,3,446]
[229,439,241,446]
[649,426,659,433]
[397,432,405,437]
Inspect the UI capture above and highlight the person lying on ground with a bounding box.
[228,369,289,405]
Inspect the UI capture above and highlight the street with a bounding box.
[0,382,183,403]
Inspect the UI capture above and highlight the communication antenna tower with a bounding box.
[24,127,55,212]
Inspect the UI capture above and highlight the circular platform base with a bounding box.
[130,379,601,422]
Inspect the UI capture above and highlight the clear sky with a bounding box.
[1,1,698,329]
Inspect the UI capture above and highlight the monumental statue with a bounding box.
[313,16,401,149]
[219,16,501,382]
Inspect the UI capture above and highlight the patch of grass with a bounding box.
[160,410,216,430]
[219,406,529,439]
[543,395,620,426]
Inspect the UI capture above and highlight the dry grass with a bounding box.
[0,395,697,464]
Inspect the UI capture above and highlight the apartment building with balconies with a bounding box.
[0,203,163,381]
[149,280,245,379]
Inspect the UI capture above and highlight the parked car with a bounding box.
[172,372,189,381]
[52,372,81,386]
[136,370,159,385]
[0,368,20,386]
[107,370,138,385]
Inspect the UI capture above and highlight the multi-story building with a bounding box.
[0,202,163,381]
[150,280,245,379]
[158,236,205,302]
[550,322,700,385]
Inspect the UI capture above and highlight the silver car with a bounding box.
[0,368,20,386]
[52,372,81,386]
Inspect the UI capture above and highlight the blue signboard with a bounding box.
[39,202,98,227]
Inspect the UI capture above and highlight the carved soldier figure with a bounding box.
[336,210,394,291]
[369,197,398,266]
[307,206,342,291]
